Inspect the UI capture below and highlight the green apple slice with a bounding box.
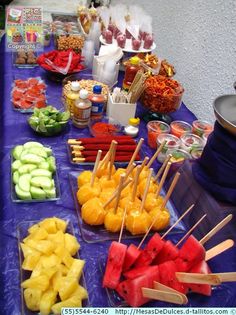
[44,147,52,157]
[12,145,24,160]
[43,187,56,199]
[15,184,32,200]
[27,147,48,159]
[30,186,46,199]
[23,141,43,149]
[47,156,56,173]
[12,160,22,172]
[38,161,50,170]
[18,164,37,175]
[21,154,45,165]
[31,169,52,178]
[30,176,52,189]
[18,174,31,192]
[13,171,20,184]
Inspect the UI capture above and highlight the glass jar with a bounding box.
[157,134,180,162]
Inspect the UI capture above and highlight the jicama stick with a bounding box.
[199,214,233,245]
[154,154,172,182]
[175,272,221,285]
[72,144,137,151]
[176,214,207,247]
[147,141,167,168]
[90,150,102,187]
[68,135,134,145]
[72,150,140,157]
[153,282,188,304]
[142,288,185,305]
[205,239,234,261]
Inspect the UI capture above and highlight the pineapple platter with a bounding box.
[18,217,88,314]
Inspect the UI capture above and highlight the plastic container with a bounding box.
[203,131,212,144]
[43,30,51,47]
[122,56,141,91]
[166,148,191,172]
[192,120,213,137]
[65,81,81,116]
[180,133,204,153]
[157,134,180,162]
[191,147,204,159]
[170,120,192,138]
[73,89,92,128]
[89,85,105,119]
[89,116,122,137]
[124,118,140,137]
[147,120,170,149]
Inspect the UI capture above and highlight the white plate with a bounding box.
[99,35,156,53]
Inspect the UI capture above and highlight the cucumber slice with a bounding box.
[18,174,31,192]
[21,154,45,165]
[27,147,48,159]
[44,147,52,157]
[30,176,52,189]
[47,156,56,173]
[43,187,56,199]
[31,169,52,178]
[12,145,24,160]
[13,171,20,184]
[38,161,50,170]
[30,186,46,199]
[12,160,22,171]
[18,164,37,175]
[23,141,43,149]
[15,184,32,200]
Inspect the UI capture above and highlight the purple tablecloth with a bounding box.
[1,37,236,313]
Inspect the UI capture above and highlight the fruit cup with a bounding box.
[147,120,170,149]
[170,120,192,138]
[191,148,204,160]
[192,120,213,138]
[167,148,191,172]
[203,131,212,145]
[180,133,204,153]
[157,134,180,163]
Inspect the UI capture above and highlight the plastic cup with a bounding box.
[180,133,204,153]
[157,134,180,162]
[192,120,213,137]
[147,120,170,149]
[170,120,192,138]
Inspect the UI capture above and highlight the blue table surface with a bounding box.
[0,37,236,313]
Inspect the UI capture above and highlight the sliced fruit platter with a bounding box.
[11,77,47,112]
[11,141,60,202]
[70,139,186,242]
[18,217,88,314]
[102,213,234,307]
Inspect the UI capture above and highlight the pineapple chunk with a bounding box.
[24,288,42,311]
[47,230,64,247]
[52,270,62,292]
[52,295,81,314]
[59,277,78,301]
[70,285,88,300]
[28,223,39,234]
[42,266,58,280]
[20,242,40,258]
[31,260,43,278]
[53,217,68,232]
[39,218,57,234]
[67,259,85,281]
[39,288,57,315]
[60,264,69,276]
[21,275,49,291]
[64,233,80,256]
[41,254,61,269]
[54,245,65,260]
[62,250,74,268]
[26,239,55,255]
[30,227,48,241]
[22,252,41,271]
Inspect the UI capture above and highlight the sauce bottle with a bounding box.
[89,85,105,119]
[65,81,80,116]
[122,56,141,91]
[72,89,92,128]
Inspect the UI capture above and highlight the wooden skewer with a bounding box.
[138,172,180,249]
[118,207,127,243]
[132,165,142,202]
[142,288,185,305]
[155,161,172,197]
[124,162,136,182]
[161,204,195,240]
[199,214,233,245]
[154,154,172,182]
[139,168,153,213]
[108,141,117,180]
[205,239,234,261]
[126,138,144,170]
[90,150,102,187]
[114,175,125,213]
[175,272,221,285]
[99,140,116,170]
[139,156,149,172]
[176,214,207,247]
[211,272,236,282]
[146,141,167,169]
[153,282,188,304]
[103,178,132,208]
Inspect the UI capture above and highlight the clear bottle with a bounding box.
[123,56,141,91]
[89,85,105,119]
[73,89,92,128]
[65,81,80,117]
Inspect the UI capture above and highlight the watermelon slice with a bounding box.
[103,241,127,289]
[116,272,159,307]
[124,265,159,280]
[187,260,212,296]
[175,235,205,272]
[135,233,164,267]
[159,261,187,294]
[154,240,179,264]
[123,244,141,271]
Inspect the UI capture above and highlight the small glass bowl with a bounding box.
[180,133,204,153]
[89,116,123,137]
[157,133,180,162]
[147,120,170,149]
[170,120,192,138]
[192,120,213,137]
